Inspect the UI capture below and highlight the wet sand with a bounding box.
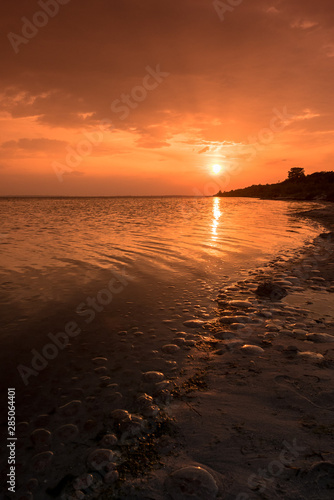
[2,205,334,499]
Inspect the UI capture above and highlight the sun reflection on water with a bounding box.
[212,197,222,240]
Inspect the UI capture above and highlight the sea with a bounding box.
[0,197,325,390]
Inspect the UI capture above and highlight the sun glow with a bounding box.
[212,164,222,174]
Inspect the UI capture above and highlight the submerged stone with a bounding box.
[166,466,218,500]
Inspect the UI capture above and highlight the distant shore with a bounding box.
[214,170,334,202]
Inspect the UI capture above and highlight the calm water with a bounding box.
[0,197,324,311]
[0,196,326,401]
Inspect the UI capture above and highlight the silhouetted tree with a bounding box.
[288,167,305,181]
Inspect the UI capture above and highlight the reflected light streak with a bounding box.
[211,197,222,240]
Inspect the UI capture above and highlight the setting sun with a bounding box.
[212,164,222,175]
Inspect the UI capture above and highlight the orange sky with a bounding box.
[1,0,334,196]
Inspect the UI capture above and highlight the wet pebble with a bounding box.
[142,371,165,383]
[101,433,118,447]
[30,429,52,449]
[229,300,253,308]
[104,470,119,484]
[73,473,94,490]
[17,421,29,437]
[162,344,180,354]
[92,357,108,365]
[58,400,82,417]
[183,319,205,328]
[298,351,324,362]
[166,466,218,500]
[306,333,334,343]
[31,451,53,473]
[220,316,251,324]
[240,345,265,355]
[87,449,115,471]
[94,366,108,375]
[26,478,38,492]
[292,329,308,339]
[55,424,79,442]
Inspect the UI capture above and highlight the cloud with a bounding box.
[1,0,334,194]
[1,137,67,151]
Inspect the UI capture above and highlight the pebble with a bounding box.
[166,466,218,500]
[220,316,251,325]
[298,351,324,361]
[94,366,108,375]
[110,409,131,422]
[17,421,29,436]
[292,329,308,339]
[73,474,94,490]
[55,424,79,442]
[240,345,265,355]
[31,451,53,473]
[101,434,118,447]
[162,344,180,354]
[26,478,38,492]
[104,470,119,484]
[173,337,186,345]
[92,357,108,365]
[230,323,247,331]
[58,400,82,417]
[183,319,205,328]
[256,311,272,318]
[229,300,253,308]
[87,449,115,471]
[306,333,334,343]
[142,371,165,383]
[30,429,52,449]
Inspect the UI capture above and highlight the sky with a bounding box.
[1,0,334,196]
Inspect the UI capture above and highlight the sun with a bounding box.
[212,164,222,175]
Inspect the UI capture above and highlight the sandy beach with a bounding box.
[2,203,333,500]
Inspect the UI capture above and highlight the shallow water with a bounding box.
[0,197,324,321]
[0,197,328,498]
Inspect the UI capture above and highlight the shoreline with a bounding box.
[3,205,334,499]
[118,205,334,499]
[158,205,334,500]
